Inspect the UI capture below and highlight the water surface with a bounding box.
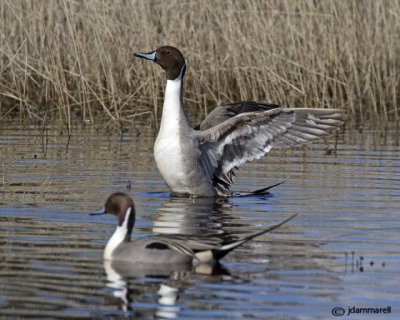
[0,122,399,319]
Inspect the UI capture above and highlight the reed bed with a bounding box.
[0,0,399,128]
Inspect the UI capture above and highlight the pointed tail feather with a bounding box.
[231,180,287,197]
[213,213,297,260]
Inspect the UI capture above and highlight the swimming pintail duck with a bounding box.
[134,46,346,197]
[93,192,296,265]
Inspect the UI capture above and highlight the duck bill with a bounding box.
[90,206,106,216]
[133,50,156,61]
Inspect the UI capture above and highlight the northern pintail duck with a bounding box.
[134,46,346,197]
[93,192,296,265]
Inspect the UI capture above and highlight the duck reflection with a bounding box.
[104,258,231,318]
[151,196,239,235]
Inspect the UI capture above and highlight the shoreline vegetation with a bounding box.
[0,0,399,129]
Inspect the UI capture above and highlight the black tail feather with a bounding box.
[231,180,287,197]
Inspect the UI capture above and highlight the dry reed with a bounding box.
[0,0,399,128]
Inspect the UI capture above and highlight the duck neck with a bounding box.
[159,79,190,134]
[104,207,135,260]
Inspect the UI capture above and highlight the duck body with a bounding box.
[110,236,193,264]
[95,193,296,265]
[154,79,217,196]
[134,46,346,197]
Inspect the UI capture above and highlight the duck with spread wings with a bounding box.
[134,46,346,197]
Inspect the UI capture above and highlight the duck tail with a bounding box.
[212,213,297,261]
[231,180,286,197]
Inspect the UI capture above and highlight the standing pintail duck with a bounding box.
[134,46,346,197]
[92,192,296,265]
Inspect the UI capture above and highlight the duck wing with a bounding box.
[144,237,197,258]
[194,101,279,130]
[141,234,228,263]
[194,108,346,193]
[163,233,232,251]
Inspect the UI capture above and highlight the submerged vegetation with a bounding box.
[0,0,399,128]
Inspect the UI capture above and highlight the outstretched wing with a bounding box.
[195,108,346,192]
[194,101,279,130]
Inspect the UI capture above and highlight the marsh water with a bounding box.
[0,122,399,319]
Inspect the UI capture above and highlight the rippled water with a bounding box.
[0,122,399,319]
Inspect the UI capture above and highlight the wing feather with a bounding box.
[146,238,196,258]
[195,107,346,192]
[195,101,279,130]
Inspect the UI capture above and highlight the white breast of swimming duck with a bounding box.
[104,207,132,260]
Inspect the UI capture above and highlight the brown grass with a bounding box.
[0,0,399,128]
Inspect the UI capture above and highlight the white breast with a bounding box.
[154,79,189,193]
[154,131,187,190]
[104,207,131,260]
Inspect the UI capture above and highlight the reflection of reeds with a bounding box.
[0,0,399,127]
